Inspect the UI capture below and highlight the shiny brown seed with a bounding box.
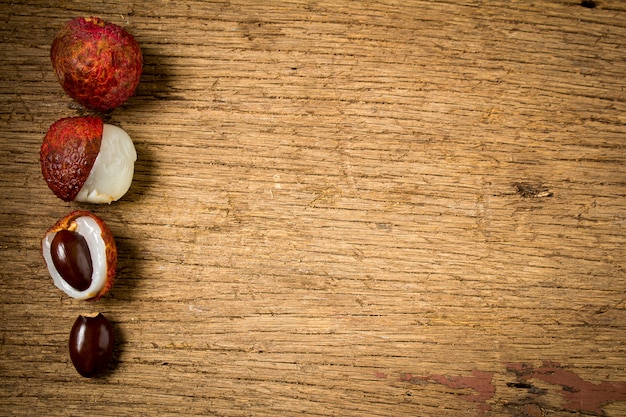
[69,313,115,378]
[51,229,93,291]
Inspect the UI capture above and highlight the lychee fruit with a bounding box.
[40,116,137,204]
[51,16,143,111]
[41,210,117,301]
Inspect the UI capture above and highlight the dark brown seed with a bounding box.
[51,229,93,291]
[69,313,114,377]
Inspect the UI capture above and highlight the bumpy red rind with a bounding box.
[43,210,116,301]
[51,16,143,111]
[40,116,103,202]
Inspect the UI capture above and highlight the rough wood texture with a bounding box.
[1,1,625,416]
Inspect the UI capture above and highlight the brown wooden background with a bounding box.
[1,1,625,416]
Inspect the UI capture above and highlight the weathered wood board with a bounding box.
[1,1,625,415]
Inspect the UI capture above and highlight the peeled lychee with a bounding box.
[40,116,137,204]
[42,210,117,301]
[51,16,143,111]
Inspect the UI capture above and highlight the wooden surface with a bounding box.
[1,1,625,416]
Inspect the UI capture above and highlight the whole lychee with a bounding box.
[51,16,143,111]
[40,116,137,203]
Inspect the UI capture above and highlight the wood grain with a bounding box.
[1,1,625,416]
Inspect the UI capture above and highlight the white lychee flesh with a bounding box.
[42,215,108,300]
[75,124,137,204]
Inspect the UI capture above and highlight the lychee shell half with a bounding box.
[41,210,117,301]
[51,16,143,111]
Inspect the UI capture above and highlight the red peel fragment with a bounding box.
[40,116,103,202]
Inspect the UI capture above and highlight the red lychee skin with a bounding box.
[44,210,117,301]
[40,116,103,202]
[51,17,143,112]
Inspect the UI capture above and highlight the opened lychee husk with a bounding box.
[42,210,116,301]
[40,116,137,204]
[51,16,143,111]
